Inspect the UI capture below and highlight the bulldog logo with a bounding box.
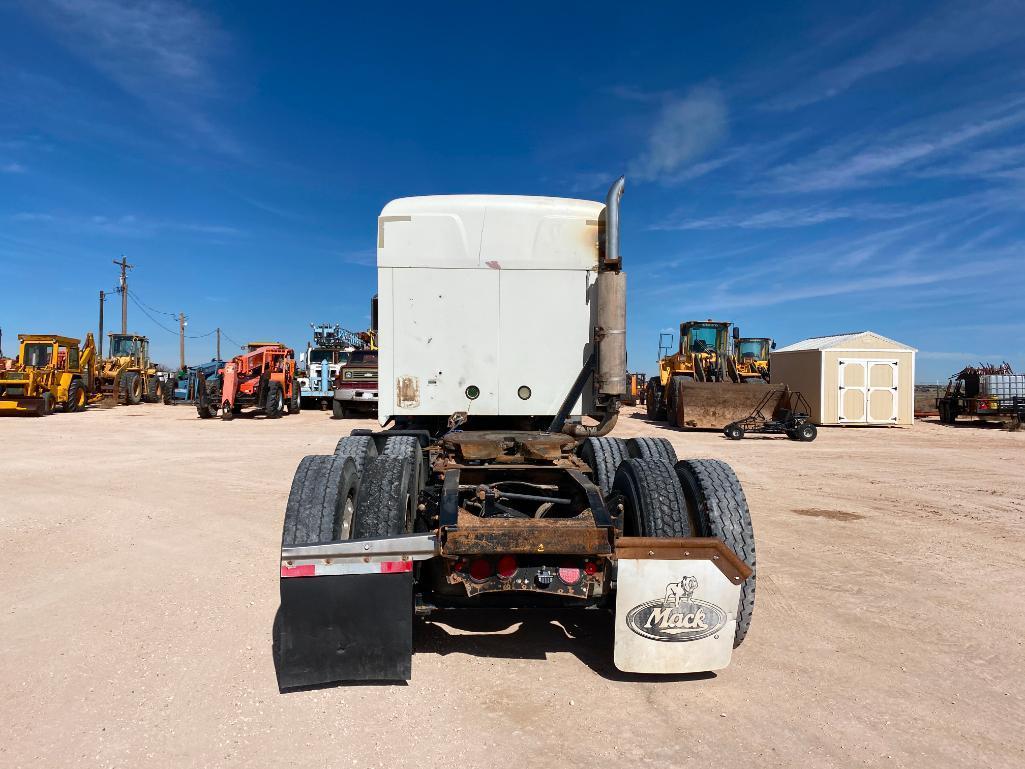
[625,576,727,642]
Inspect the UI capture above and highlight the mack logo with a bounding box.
[625,576,727,642]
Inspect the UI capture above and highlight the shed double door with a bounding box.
[837,359,898,423]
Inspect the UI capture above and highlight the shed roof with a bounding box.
[773,331,917,353]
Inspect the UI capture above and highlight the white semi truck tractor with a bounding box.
[275,178,756,687]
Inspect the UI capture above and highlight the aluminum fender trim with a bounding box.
[281,533,438,564]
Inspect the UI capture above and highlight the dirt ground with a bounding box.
[2,403,1023,769]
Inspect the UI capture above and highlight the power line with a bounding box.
[127,289,177,317]
[127,291,179,336]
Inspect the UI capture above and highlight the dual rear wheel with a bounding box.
[581,436,757,646]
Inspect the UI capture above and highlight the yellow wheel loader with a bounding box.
[645,321,785,429]
[734,337,774,382]
[0,333,96,416]
[96,333,164,406]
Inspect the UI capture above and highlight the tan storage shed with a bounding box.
[770,331,916,426]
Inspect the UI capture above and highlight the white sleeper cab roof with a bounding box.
[376,194,605,423]
[378,195,604,270]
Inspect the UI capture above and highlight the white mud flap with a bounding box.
[613,537,751,675]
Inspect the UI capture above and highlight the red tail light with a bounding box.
[469,558,493,581]
[583,561,598,576]
[558,564,581,585]
[496,555,518,579]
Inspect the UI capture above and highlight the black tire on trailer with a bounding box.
[612,458,692,538]
[351,455,414,538]
[265,381,285,418]
[282,455,360,545]
[331,400,347,419]
[674,459,756,646]
[626,436,678,463]
[578,437,628,495]
[795,422,817,442]
[64,380,85,413]
[724,423,745,440]
[334,434,379,479]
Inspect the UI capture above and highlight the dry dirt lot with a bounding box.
[2,404,1023,768]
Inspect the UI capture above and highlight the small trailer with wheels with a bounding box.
[723,388,818,441]
[274,179,756,687]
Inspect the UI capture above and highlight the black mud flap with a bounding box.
[275,572,413,689]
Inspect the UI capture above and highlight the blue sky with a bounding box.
[1,1,1023,382]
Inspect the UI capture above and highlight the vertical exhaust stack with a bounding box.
[556,177,626,439]
[596,176,627,398]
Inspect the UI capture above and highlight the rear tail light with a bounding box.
[468,558,493,581]
[496,555,518,580]
[558,564,581,585]
[583,560,598,576]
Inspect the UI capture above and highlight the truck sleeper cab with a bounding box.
[274,178,757,688]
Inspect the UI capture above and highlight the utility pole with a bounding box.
[178,313,187,370]
[216,327,221,361]
[98,290,105,357]
[113,256,133,333]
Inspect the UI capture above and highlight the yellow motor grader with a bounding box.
[0,333,96,415]
[645,321,785,428]
[96,333,164,405]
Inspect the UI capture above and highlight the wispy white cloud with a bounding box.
[7,211,242,238]
[765,1,1025,110]
[768,106,1025,192]
[651,200,943,231]
[2,162,27,173]
[629,86,728,182]
[25,0,239,156]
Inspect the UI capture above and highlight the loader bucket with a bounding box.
[0,397,45,416]
[673,382,787,429]
[274,571,414,689]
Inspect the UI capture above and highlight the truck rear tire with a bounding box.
[674,459,755,646]
[351,455,414,539]
[383,435,423,494]
[578,437,628,495]
[626,436,677,463]
[265,381,284,418]
[334,435,378,479]
[612,458,692,538]
[282,455,360,545]
[287,382,301,415]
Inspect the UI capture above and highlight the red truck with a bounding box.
[331,348,378,419]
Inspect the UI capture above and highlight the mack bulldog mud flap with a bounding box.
[275,535,436,689]
[613,538,752,674]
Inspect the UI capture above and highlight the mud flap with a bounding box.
[613,538,750,674]
[275,571,413,688]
